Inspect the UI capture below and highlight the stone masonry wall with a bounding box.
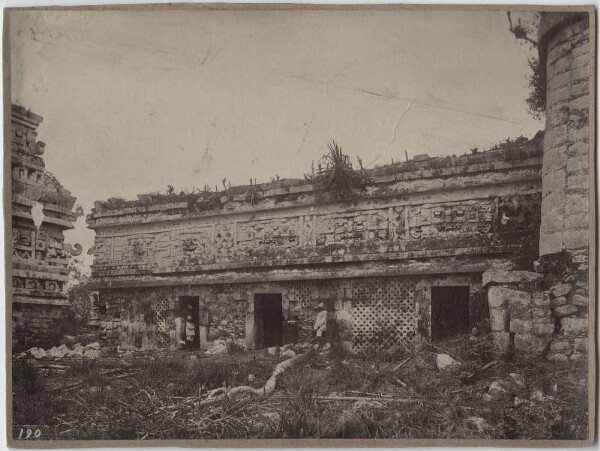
[539,13,591,255]
[95,273,482,351]
[485,259,589,362]
[486,270,550,354]
[12,303,67,351]
[10,104,82,350]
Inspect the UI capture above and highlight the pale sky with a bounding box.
[8,8,542,269]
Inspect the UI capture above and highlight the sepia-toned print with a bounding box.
[5,5,595,447]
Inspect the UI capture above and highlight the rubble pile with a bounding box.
[18,341,102,360]
[545,277,589,361]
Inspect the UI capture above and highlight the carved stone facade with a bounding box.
[10,105,82,350]
[88,137,544,351]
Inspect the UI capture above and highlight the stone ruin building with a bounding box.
[86,135,544,352]
[84,12,591,361]
[10,104,83,351]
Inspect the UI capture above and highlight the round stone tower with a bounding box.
[537,12,592,259]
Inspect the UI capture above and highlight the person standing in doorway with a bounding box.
[174,315,186,350]
[185,315,196,349]
[313,303,328,347]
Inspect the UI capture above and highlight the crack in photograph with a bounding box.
[4,4,595,447]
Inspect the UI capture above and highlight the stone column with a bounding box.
[538,12,592,257]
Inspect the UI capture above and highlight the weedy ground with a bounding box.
[11,335,589,441]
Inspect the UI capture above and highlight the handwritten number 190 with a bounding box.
[17,428,41,439]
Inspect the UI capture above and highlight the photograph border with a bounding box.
[3,3,596,448]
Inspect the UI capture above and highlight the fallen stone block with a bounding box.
[530,389,550,401]
[280,349,296,359]
[267,347,279,356]
[436,354,461,372]
[509,373,525,388]
[206,341,228,355]
[84,349,100,359]
[514,397,530,407]
[28,347,46,359]
[488,381,508,396]
[85,342,101,351]
[47,346,69,358]
[464,416,493,433]
[482,269,543,286]
[550,283,572,298]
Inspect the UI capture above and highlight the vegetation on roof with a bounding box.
[91,133,542,215]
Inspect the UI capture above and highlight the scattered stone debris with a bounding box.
[488,381,508,396]
[205,340,228,355]
[352,399,384,411]
[465,416,494,433]
[280,349,296,359]
[436,353,461,371]
[530,389,552,402]
[509,373,525,388]
[22,341,102,360]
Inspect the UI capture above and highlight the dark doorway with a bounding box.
[431,286,470,340]
[254,293,283,349]
[179,296,199,349]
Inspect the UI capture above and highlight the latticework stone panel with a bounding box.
[352,277,416,352]
[154,292,170,347]
[283,280,312,308]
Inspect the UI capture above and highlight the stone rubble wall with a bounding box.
[485,257,589,362]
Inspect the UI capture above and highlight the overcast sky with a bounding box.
[9,8,542,269]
